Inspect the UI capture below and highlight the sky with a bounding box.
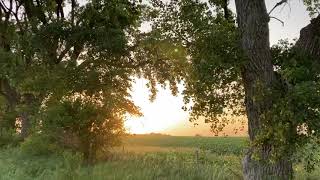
[124,0,312,136]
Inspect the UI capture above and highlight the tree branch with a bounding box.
[56,47,70,64]
[0,0,12,13]
[223,0,230,20]
[268,0,287,15]
[23,0,47,24]
[71,0,76,25]
[55,0,64,20]
[270,16,284,26]
[12,0,23,31]
[0,0,13,22]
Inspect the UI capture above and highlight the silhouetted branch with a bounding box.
[270,16,284,26]
[268,0,287,15]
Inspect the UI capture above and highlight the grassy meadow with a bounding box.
[1,134,320,180]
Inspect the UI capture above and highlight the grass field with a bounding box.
[123,135,248,155]
[0,134,320,180]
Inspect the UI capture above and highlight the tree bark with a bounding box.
[295,14,320,60]
[235,0,293,179]
[19,93,35,138]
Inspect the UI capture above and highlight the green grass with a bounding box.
[1,135,320,180]
[0,147,242,180]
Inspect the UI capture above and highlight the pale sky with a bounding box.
[125,0,312,136]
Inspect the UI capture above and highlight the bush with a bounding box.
[0,128,20,148]
[294,138,320,172]
[41,98,128,163]
[20,133,60,156]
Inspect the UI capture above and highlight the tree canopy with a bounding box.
[0,0,182,162]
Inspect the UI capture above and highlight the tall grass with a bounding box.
[1,135,320,180]
[0,147,242,180]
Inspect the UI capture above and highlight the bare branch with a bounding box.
[0,0,12,13]
[55,0,64,20]
[223,0,230,20]
[0,0,13,24]
[71,0,76,25]
[0,3,7,14]
[13,1,22,30]
[56,47,70,64]
[270,16,284,26]
[268,0,287,15]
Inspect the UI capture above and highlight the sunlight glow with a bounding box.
[125,78,189,134]
[124,78,248,136]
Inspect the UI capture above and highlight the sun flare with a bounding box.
[124,79,189,134]
[125,116,176,134]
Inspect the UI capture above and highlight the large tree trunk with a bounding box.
[235,1,293,179]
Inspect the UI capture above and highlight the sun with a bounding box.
[125,116,164,134]
[125,110,185,134]
[124,78,189,134]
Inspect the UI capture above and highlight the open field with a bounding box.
[122,135,248,155]
[1,135,320,180]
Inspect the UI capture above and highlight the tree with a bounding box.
[236,1,320,179]
[41,96,136,164]
[235,1,293,179]
[0,0,141,162]
[0,0,183,162]
[147,0,320,179]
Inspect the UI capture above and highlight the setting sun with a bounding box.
[124,78,248,136]
[125,116,178,134]
[125,78,189,134]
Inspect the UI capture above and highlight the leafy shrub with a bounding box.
[40,97,130,163]
[0,128,20,148]
[294,138,320,172]
[20,133,60,156]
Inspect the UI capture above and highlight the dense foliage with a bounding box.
[0,0,142,162]
[0,0,182,162]
[146,0,245,134]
